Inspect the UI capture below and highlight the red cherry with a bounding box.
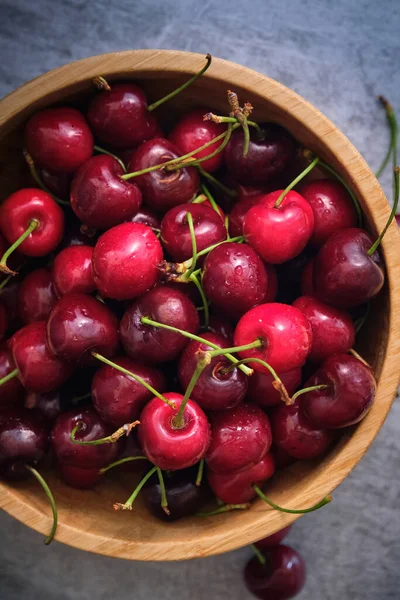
[299,179,357,246]
[57,462,103,489]
[207,454,275,504]
[0,304,7,340]
[70,155,142,229]
[138,392,211,470]
[301,257,315,295]
[169,108,226,173]
[130,206,161,230]
[234,303,313,373]
[247,368,302,408]
[0,347,24,407]
[52,245,95,296]
[228,195,263,237]
[18,268,57,324]
[25,107,93,172]
[206,404,272,474]
[255,526,292,549]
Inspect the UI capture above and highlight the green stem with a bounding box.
[221,357,290,404]
[349,348,370,368]
[225,215,230,238]
[317,158,363,226]
[196,503,250,517]
[179,236,244,275]
[23,150,69,206]
[189,272,209,328]
[147,54,212,112]
[200,183,220,214]
[156,467,170,515]
[198,166,237,197]
[241,115,250,157]
[0,219,39,275]
[94,145,127,172]
[376,96,398,179]
[173,359,208,428]
[250,544,266,566]
[113,466,158,510]
[209,339,262,357]
[275,156,319,207]
[99,456,147,474]
[0,368,19,387]
[367,166,400,255]
[195,459,205,487]
[70,420,139,446]
[253,485,332,514]
[26,465,58,545]
[185,212,197,278]
[291,384,328,402]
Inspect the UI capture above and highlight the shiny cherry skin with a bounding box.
[301,257,315,295]
[234,303,313,374]
[224,124,295,185]
[293,296,355,363]
[92,223,163,301]
[247,367,302,408]
[244,190,314,264]
[0,408,48,480]
[0,304,7,340]
[169,108,226,173]
[51,407,120,469]
[205,313,234,341]
[25,389,65,424]
[138,392,211,471]
[178,332,248,411]
[299,179,357,246]
[128,138,200,213]
[255,526,292,550]
[302,354,376,429]
[57,462,103,489]
[313,228,384,308]
[92,356,167,428]
[0,189,64,257]
[131,206,161,230]
[52,245,95,296]
[25,107,93,173]
[46,293,119,364]
[207,453,275,504]
[120,285,199,364]
[160,203,226,262]
[18,268,57,324]
[244,544,306,600]
[87,83,159,149]
[229,195,263,237]
[271,400,334,460]
[206,404,272,474]
[0,347,25,407]
[202,242,272,319]
[70,155,142,229]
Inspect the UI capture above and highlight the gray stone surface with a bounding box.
[0,0,399,598]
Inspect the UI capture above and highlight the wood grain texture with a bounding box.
[0,49,399,561]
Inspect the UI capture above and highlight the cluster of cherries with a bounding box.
[0,55,398,598]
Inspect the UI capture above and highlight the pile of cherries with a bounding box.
[0,54,398,597]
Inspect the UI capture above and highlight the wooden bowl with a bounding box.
[0,50,399,561]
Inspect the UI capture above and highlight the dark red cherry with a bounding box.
[224,124,295,185]
[299,179,357,246]
[313,228,384,308]
[301,257,315,295]
[0,304,7,340]
[46,293,119,364]
[70,155,142,229]
[178,332,248,411]
[92,356,167,427]
[18,268,57,325]
[244,544,306,600]
[87,83,159,149]
[92,223,163,301]
[57,462,103,489]
[169,108,226,173]
[255,526,292,549]
[0,347,24,407]
[302,354,376,429]
[206,404,272,474]
[228,195,263,237]
[52,245,95,296]
[25,389,64,423]
[247,368,302,408]
[160,203,226,262]
[207,453,275,504]
[270,444,296,469]
[138,392,211,471]
[120,285,199,364]
[128,138,200,213]
[38,169,73,201]
[130,206,161,230]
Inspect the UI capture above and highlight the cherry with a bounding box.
[224,124,295,185]
[24,107,93,173]
[130,206,161,230]
[301,354,376,429]
[160,203,226,262]
[313,228,385,308]
[52,245,95,296]
[270,444,296,469]
[46,293,119,364]
[292,296,355,363]
[92,356,167,427]
[178,332,248,411]
[244,544,306,600]
[17,268,57,324]
[228,194,264,237]
[202,242,272,319]
[0,347,24,407]
[38,169,73,202]
[255,526,292,549]
[205,313,234,341]
[0,303,7,340]
[57,462,103,489]
[138,392,211,470]
[120,285,199,364]
[234,303,313,374]
[271,400,334,459]
[244,190,314,264]
[169,108,226,173]
[247,368,302,408]
[206,404,272,475]
[301,257,315,295]
[207,454,275,504]
[25,389,65,423]
[127,138,200,213]
[92,223,163,301]
[70,155,142,229]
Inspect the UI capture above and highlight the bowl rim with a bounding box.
[1,49,399,561]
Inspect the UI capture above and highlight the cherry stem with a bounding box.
[25,465,58,545]
[196,503,250,517]
[225,215,230,238]
[113,466,158,511]
[71,391,92,403]
[93,76,111,91]
[185,212,198,277]
[0,274,12,292]
[198,165,237,197]
[23,150,69,206]
[222,357,290,404]
[204,113,262,136]
[250,544,267,566]
[200,183,220,214]
[94,145,126,173]
[189,272,209,328]
[253,486,332,514]
[99,455,147,474]
[180,236,244,274]
[92,351,176,408]
[0,368,19,387]
[0,219,39,275]
[140,316,253,376]
[195,459,205,487]
[367,166,400,255]
[291,384,328,403]
[376,96,398,179]
[156,467,170,515]
[173,356,210,428]
[70,420,139,446]
[208,339,263,357]
[349,348,371,368]
[147,54,212,112]
[275,156,319,208]
[355,302,371,333]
